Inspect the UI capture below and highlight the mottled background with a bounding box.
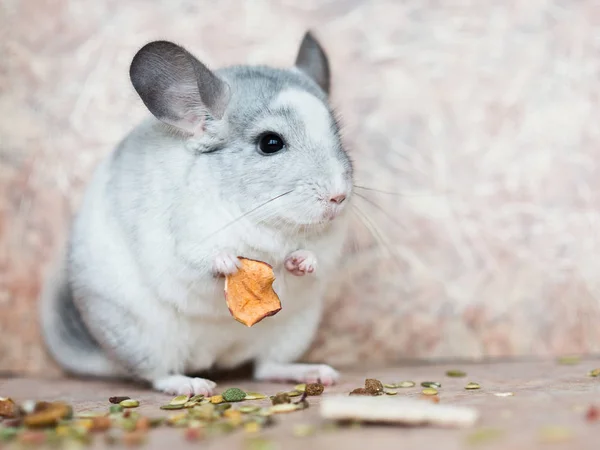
[1,0,600,376]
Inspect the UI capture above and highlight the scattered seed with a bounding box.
[421,388,438,396]
[465,382,481,390]
[421,382,441,389]
[270,403,301,414]
[398,381,416,388]
[588,368,600,377]
[385,390,398,395]
[159,404,183,410]
[383,384,397,389]
[586,406,599,422]
[169,395,189,406]
[349,388,369,396]
[293,424,315,437]
[271,393,291,405]
[244,393,267,400]
[120,400,140,408]
[210,395,224,404]
[109,396,130,404]
[466,428,504,445]
[557,355,581,365]
[365,379,384,395]
[446,370,466,378]
[286,391,302,397]
[539,426,572,443]
[294,384,306,392]
[305,383,325,396]
[223,388,247,402]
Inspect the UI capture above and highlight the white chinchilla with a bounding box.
[40,32,353,396]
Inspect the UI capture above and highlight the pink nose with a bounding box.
[329,194,346,204]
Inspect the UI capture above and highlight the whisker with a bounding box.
[353,191,407,230]
[353,184,441,197]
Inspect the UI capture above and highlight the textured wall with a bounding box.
[1,0,600,375]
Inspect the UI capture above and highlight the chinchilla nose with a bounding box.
[329,194,346,204]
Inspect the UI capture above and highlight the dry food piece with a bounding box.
[365,379,384,395]
[223,388,246,402]
[0,398,18,418]
[320,396,479,428]
[23,402,72,428]
[589,368,600,377]
[90,417,112,432]
[349,388,370,396]
[270,393,291,405]
[305,383,325,396]
[109,396,130,404]
[224,258,282,327]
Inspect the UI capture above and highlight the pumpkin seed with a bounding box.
[398,381,416,388]
[286,391,302,397]
[210,395,224,404]
[383,383,397,389]
[169,395,189,406]
[446,370,466,378]
[270,403,301,414]
[294,384,306,392]
[119,399,139,408]
[465,382,481,390]
[244,393,267,400]
[588,368,600,377]
[184,401,198,408]
[159,404,183,410]
[385,390,398,395]
[421,381,441,389]
[421,388,438,396]
[189,395,205,402]
[239,405,261,414]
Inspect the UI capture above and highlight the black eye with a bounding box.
[258,133,285,154]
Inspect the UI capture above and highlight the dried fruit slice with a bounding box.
[224,257,281,327]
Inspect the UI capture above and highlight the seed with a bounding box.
[421,381,441,389]
[169,395,189,406]
[119,399,139,408]
[270,403,301,414]
[215,403,232,413]
[159,404,183,410]
[383,384,397,389]
[465,382,481,390]
[109,396,130,404]
[385,390,398,395]
[446,370,466,378]
[184,401,198,408]
[365,379,384,395]
[422,388,438,396]
[305,383,325,396]
[223,388,247,402]
[109,405,124,414]
[286,391,302,397]
[349,388,369,396]
[588,368,600,377]
[398,381,416,388]
[210,395,224,404]
[189,395,205,402]
[557,355,580,365]
[239,405,261,414]
[270,393,291,405]
[244,393,267,400]
[293,424,315,437]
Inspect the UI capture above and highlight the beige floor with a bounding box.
[1,359,599,449]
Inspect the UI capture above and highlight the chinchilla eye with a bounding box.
[258,133,285,154]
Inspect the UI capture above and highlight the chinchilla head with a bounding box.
[129,32,353,232]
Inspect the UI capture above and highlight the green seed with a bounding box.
[119,399,139,408]
[557,355,580,365]
[294,384,306,392]
[189,395,205,402]
[588,368,600,377]
[244,393,267,400]
[109,405,124,414]
[169,395,189,406]
[421,381,441,389]
[446,370,466,378]
[383,384,397,389]
[286,391,302,397]
[215,403,232,413]
[159,404,183,410]
[239,405,261,414]
[385,390,398,395]
[398,381,415,388]
[465,382,481,390]
[422,388,438,395]
[223,388,247,402]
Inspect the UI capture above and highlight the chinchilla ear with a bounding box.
[129,40,230,133]
[294,31,330,95]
